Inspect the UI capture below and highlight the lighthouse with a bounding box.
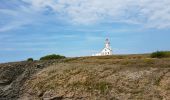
[93,38,112,56]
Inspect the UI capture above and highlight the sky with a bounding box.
[0,0,170,63]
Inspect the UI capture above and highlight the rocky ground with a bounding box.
[0,60,62,100]
[0,55,170,100]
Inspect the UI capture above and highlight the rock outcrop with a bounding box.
[0,60,59,100]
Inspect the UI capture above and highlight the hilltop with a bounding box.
[0,55,170,100]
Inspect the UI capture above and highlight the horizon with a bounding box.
[1,0,170,63]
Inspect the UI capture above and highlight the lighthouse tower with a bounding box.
[101,38,112,55]
[93,38,112,56]
[105,38,111,49]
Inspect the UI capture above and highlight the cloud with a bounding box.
[0,20,31,32]
[0,47,57,51]
[20,0,170,29]
[1,0,170,30]
[0,2,44,32]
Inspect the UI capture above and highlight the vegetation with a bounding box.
[24,55,170,99]
[151,51,170,58]
[94,82,111,93]
[27,58,33,61]
[5,54,169,100]
[40,54,66,60]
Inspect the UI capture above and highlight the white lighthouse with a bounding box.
[93,38,112,56]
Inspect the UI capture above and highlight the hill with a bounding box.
[0,55,170,100]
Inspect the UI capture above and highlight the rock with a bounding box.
[43,90,63,100]
[44,96,63,100]
[0,79,11,85]
[0,60,56,100]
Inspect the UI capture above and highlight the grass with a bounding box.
[23,54,170,99]
[67,80,112,94]
[95,82,112,93]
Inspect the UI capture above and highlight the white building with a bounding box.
[93,38,112,56]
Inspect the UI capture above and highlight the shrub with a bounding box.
[151,51,170,58]
[40,54,66,60]
[27,58,34,61]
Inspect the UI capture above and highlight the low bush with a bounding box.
[40,54,66,60]
[151,51,170,58]
[27,58,34,61]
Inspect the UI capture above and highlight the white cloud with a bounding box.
[1,0,170,30]
[0,6,38,32]
[0,2,55,32]
[0,20,30,32]
[20,0,170,29]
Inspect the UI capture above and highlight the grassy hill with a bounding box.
[0,55,170,100]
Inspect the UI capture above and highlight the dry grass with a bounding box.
[22,54,170,100]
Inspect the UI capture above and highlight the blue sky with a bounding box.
[0,0,170,63]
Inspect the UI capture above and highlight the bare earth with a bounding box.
[0,55,170,100]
